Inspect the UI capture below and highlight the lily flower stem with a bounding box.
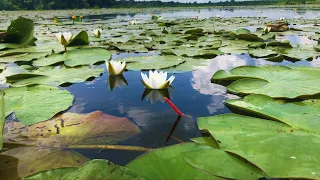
[164,97,184,116]
[64,45,67,52]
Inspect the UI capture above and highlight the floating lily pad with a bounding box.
[12,66,104,87]
[248,48,278,58]
[0,52,47,63]
[127,142,264,180]
[212,66,320,98]
[2,111,141,178]
[33,48,111,67]
[4,85,73,124]
[226,94,320,133]
[116,55,185,71]
[126,143,218,180]
[283,47,320,61]
[198,114,320,179]
[0,92,4,150]
[24,159,144,180]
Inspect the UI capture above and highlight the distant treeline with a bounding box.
[0,0,318,10]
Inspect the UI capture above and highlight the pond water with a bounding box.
[2,6,320,178]
[87,7,320,21]
[67,52,320,166]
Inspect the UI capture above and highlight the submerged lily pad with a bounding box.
[198,114,320,179]
[212,66,320,98]
[116,55,185,71]
[2,111,141,178]
[13,66,104,87]
[4,85,73,125]
[24,159,144,180]
[33,48,111,67]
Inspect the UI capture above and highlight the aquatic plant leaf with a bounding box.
[211,66,320,98]
[226,94,320,133]
[12,66,104,87]
[283,47,320,61]
[116,55,185,70]
[0,52,47,63]
[0,92,5,150]
[4,111,141,147]
[127,142,264,180]
[24,159,144,180]
[4,17,35,45]
[248,48,278,58]
[0,148,89,179]
[67,31,89,46]
[4,85,73,125]
[33,48,111,67]
[198,114,320,179]
[126,143,219,180]
[2,111,141,178]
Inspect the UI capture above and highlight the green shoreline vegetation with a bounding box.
[0,0,319,11]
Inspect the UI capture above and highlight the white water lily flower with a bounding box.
[141,70,175,89]
[92,28,102,37]
[280,17,285,21]
[107,60,126,76]
[264,26,272,33]
[216,15,221,18]
[55,32,73,46]
[130,20,138,25]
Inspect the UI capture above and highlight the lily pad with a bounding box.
[198,114,320,179]
[24,159,144,180]
[0,52,48,63]
[4,85,73,124]
[12,66,104,87]
[127,142,264,180]
[248,48,278,58]
[4,17,35,45]
[33,48,111,67]
[226,94,320,133]
[126,143,218,180]
[211,66,320,98]
[67,31,89,46]
[2,111,141,178]
[116,55,185,71]
[0,92,4,150]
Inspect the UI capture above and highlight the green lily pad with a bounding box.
[24,159,144,180]
[4,85,73,125]
[198,114,320,179]
[127,142,265,180]
[116,55,185,71]
[283,47,320,61]
[248,48,278,58]
[164,47,223,58]
[4,17,35,45]
[126,143,218,180]
[226,94,320,133]
[67,30,89,46]
[0,92,4,150]
[2,111,140,178]
[33,48,111,67]
[12,66,104,87]
[0,52,47,63]
[211,66,320,98]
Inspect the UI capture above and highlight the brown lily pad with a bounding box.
[0,111,141,179]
